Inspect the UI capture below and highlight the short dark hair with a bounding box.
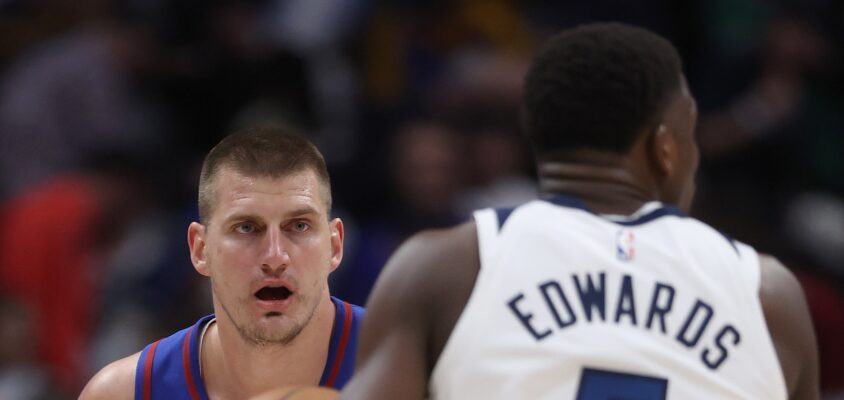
[198,126,331,223]
[523,23,682,158]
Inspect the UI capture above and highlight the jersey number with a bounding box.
[576,368,668,400]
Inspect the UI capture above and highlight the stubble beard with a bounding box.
[217,289,320,348]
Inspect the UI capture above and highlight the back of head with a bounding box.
[198,126,331,223]
[523,23,682,159]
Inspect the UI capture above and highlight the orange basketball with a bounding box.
[250,386,340,400]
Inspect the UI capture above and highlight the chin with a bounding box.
[258,314,303,341]
[246,322,301,346]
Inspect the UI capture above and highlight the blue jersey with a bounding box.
[134,296,364,399]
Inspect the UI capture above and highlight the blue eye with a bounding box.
[235,223,255,233]
[293,222,309,232]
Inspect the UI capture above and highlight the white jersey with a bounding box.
[430,196,786,400]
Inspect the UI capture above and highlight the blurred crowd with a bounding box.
[0,0,842,398]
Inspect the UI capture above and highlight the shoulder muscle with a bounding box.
[342,221,479,400]
[758,254,819,400]
[79,352,140,400]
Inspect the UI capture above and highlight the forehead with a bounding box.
[210,167,328,221]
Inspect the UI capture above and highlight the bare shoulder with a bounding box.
[758,254,819,400]
[79,352,140,400]
[343,221,479,399]
[373,221,479,347]
[384,221,478,286]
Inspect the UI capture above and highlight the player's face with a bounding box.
[660,76,699,212]
[189,167,343,346]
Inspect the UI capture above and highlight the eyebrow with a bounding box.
[221,213,264,225]
[221,206,321,224]
[285,205,320,218]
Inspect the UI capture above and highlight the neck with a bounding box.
[201,292,336,399]
[537,151,660,215]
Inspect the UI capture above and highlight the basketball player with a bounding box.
[80,127,364,399]
[341,23,819,399]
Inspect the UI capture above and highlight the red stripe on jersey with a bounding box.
[143,340,161,400]
[182,327,201,400]
[325,301,354,387]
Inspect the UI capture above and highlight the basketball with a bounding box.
[250,386,340,400]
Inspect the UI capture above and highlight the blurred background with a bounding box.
[0,0,842,398]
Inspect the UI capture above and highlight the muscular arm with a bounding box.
[78,352,139,400]
[340,222,479,400]
[758,254,820,400]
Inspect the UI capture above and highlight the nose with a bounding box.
[260,229,290,274]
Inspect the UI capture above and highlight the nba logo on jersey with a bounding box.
[616,229,635,261]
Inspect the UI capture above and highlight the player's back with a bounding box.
[430,195,786,399]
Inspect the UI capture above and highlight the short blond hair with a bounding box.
[197,126,331,224]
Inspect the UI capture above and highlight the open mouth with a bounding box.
[254,286,293,301]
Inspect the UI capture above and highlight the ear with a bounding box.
[328,218,344,273]
[650,123,678,178]
[188,222,210,276]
